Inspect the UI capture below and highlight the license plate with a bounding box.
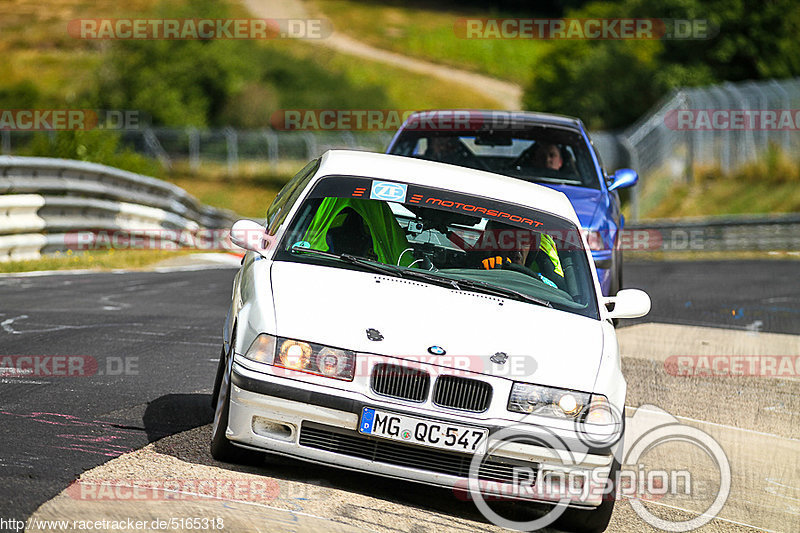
[358,407,488,454]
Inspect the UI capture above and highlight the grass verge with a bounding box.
[1,0,498,115]
[641,148,800,218]
[310,0,545,85]
[0,249,208,274]
[262,37,501,110]
[163,160,306,218]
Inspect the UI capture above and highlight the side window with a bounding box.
[266,159,319,234]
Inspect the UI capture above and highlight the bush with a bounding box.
[87,0,391,129]
[22,130,161,177]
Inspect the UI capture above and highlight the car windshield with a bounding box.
[274,176,599,319]
[389,126,600,189]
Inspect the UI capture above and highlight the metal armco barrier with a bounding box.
[628,214,800,252]
[0,156,236,262]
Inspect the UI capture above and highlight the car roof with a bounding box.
[400,109,584,131]
[314,150,581,226]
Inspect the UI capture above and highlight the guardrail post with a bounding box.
[263,130,279,172]
[619,135,640,222]
[771,79,791,153]
[143,129,171,169]
[188,127,200,173]
[303,132,318,159]
[224,127,238,177]
[1,130,9,155]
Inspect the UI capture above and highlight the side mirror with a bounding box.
[605,289,651,320]
[230,219,270,254]
[607,168,639,191]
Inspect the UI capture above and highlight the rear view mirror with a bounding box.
[474,132,513,146]
[230,219,270,255]
[608,168,639,191]
[605,289,651,319]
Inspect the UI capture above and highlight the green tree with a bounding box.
[23,130,160,176]
[523,0,800,129]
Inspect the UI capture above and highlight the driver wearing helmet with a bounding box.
[479,221,565,290]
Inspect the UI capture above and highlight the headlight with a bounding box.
[275,337,356,381]
[242,334,356,381]
[583,395,615,425]
[508,383,591,419]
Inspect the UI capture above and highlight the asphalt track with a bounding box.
[0,259,798,531]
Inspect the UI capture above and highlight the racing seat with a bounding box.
[325,208,375,257]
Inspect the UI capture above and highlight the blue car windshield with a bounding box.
[389,128,600,189]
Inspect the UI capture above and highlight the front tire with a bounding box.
[210,334,263,464]
[210,346,225,409]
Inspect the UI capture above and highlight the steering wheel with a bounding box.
[502,262,542,279]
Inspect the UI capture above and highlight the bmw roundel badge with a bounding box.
[428,345,446,355]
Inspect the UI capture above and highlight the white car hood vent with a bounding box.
[375,275,504,304]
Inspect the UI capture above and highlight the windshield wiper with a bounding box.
[528,176,583,186]
[453,278,553,308]
[401,268,552,308]
[395,268,464,290]
[290,247,551,307]
[290,247,402,278]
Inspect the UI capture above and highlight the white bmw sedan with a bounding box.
[211,150,650,533]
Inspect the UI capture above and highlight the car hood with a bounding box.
[542,184,604,228]
[270,261,604,391]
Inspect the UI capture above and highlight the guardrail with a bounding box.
[628,213,800,252]
[0,156,236,262]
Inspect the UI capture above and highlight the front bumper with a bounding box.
[226,363,617,508]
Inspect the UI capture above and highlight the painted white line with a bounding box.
[764,478,800,504]
[0,263,237,278]
[627,405,800,442]
[112,337,219,347]
[763,405,800,416]
[0,379,51,385]
[623,495,780,532]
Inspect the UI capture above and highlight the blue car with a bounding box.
[386,110,638,296]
